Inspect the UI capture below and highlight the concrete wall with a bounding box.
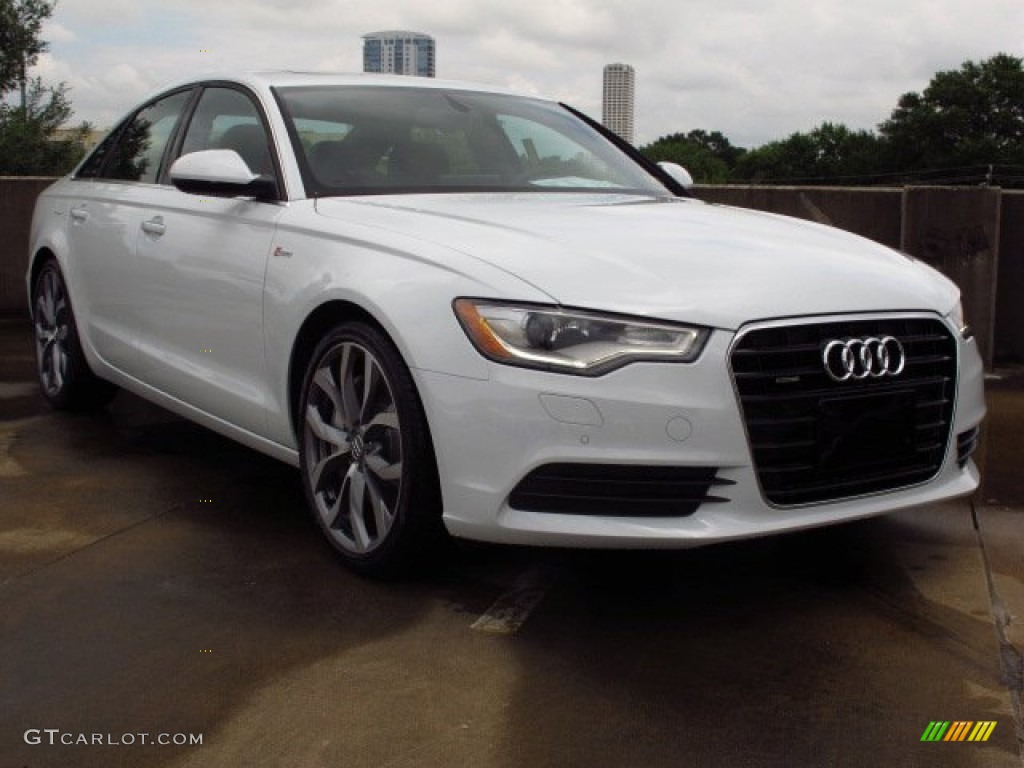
[1,177,1021,364]
[899,187,1001,367]
[0,178,55,315]
[997,193,1024,363]
[696,185,905,250]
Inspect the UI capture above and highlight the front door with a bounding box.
[130,85,283,437]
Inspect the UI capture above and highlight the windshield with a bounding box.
[274,85,669,197]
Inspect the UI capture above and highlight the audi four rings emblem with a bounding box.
[822,336,906,381]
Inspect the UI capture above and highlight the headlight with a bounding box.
[948,301,973,339]
[453,299,709,375]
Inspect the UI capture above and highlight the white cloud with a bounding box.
[54,0,145,23]
[41,21,76,43]
[28,0,1024,146]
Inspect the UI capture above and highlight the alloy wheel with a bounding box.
[303,340,404,555]
[34,267,71,398]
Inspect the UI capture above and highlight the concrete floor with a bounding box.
[1,316,1022,768]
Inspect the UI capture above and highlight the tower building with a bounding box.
[602,63,635,144]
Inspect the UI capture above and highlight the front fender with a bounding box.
[262,210,552,446]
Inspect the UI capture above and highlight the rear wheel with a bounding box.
[298,322,443,576]
[32,259,117,411]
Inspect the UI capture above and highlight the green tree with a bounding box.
[0,0,90,175]
[0,0,55,107]
[733,132,817,183]
[0,78,89,174]
[641,55,1024,187]
[879,53,1024,174]
[733,123,884,184]
[640,130,744,183]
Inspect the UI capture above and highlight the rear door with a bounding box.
[62,88,195,371]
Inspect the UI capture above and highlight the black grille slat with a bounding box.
[766,466,937,503]
[747,416,816,429]
[733,365,824,380]
[509,464,731,517]
[731,317,958,506]
[736,375,953,405]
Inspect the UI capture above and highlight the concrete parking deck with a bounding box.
[1,316,1022,767]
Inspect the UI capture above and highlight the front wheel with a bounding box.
[32,259,117,411]
[298,322,444,576]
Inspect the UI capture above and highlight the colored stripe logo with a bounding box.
[921,721,997,742]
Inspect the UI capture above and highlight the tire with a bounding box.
[298,322,444,576]
[31,259,117,411]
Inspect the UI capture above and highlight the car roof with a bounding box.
[149,71,541,101]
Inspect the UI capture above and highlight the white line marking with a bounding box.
[472,565,552,635]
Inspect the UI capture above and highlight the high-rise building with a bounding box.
[362,31,436,78]
[602,63,635,144]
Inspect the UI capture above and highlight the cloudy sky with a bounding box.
[31,0,1024,148]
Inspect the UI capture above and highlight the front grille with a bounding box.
[508,464,732,517]
[730,317,957,506]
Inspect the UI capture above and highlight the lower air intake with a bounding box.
[508,464,731,517]
[956,427,980,468]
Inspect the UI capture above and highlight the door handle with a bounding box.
[70,207,89,222]
[141,217,166,236]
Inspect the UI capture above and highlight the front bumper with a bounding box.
[414,324,985,548]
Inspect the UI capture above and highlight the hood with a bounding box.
[315,193,958,330]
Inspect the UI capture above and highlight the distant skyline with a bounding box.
[29,0,1024,147]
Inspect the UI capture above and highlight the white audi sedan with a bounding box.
[28,72,985,574]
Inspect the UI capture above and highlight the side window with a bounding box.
[179,87,274,177]
[102,90,193,184]
[75,121,126,178]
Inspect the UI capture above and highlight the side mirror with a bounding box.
[657,161,695,191]
[169,150,277,200]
